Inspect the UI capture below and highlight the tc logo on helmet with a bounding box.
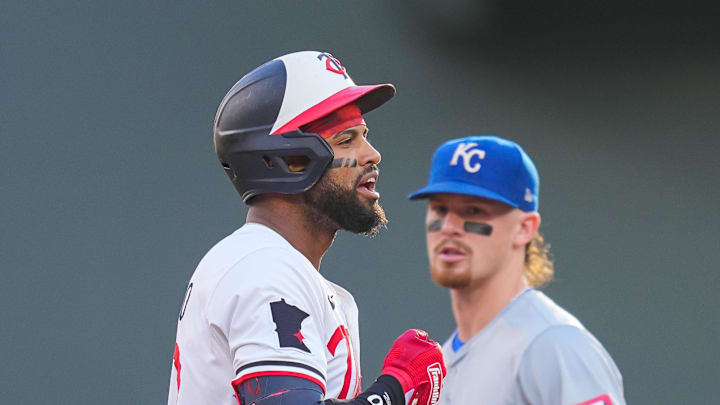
[317,53,348,78]
[450,143,486,173]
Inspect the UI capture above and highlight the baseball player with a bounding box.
[409,136,626,405]
[167,51,445,405]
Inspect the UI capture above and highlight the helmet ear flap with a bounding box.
[215,128,334,203]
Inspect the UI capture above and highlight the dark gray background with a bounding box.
[2,1,718,404]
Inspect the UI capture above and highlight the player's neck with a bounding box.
[246,198,336,270]
[450,258,528,342]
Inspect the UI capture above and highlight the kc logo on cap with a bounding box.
[408,135,540,212]
[450,142,486,173]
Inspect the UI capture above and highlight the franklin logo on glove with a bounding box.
[426,363,443,405]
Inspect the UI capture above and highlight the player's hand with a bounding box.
[380,329,446,405]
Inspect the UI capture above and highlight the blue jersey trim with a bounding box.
[452,332,466,352]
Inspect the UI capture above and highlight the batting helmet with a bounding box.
[213,51,395,203]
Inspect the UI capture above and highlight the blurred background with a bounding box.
[2,1,719,403]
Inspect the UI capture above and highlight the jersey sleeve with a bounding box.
[515,325,626,405]
[206,247,329,394]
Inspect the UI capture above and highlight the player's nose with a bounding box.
[440,212,464,235]
[358,138,381,166]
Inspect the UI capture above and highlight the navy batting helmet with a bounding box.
[213,51,395,203]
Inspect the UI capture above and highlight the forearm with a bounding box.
[235,375,404,405]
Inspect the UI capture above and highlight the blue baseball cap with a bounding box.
[409,136,540,212]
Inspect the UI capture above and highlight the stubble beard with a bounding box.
[430,261,472,289]
[303,168,387,236]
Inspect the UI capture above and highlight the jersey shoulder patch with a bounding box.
[270,298,311,352]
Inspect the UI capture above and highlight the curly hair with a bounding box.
[524,232,554,288]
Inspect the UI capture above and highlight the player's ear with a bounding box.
[513,212,540,247]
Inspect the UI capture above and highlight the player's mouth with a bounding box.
[357,171,379,200]
[436,243,468,263]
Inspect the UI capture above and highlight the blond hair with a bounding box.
[524,232,554,287]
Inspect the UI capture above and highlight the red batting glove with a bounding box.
[380,329,446,405]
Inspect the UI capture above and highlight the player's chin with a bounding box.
[362,207,388,236]
[344,201,387,236]
[430,263,471,289]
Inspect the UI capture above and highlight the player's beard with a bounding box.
[303,166,387,236]
[430,264,472,289]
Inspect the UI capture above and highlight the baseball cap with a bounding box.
[409,136,539,212]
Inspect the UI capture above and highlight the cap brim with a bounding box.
[408,181,520,208]
[272,84,395,134]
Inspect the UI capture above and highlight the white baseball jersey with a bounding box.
[167,223,361,405]
[440,289,625,405]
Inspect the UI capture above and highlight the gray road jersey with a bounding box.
[440,289,625,405]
